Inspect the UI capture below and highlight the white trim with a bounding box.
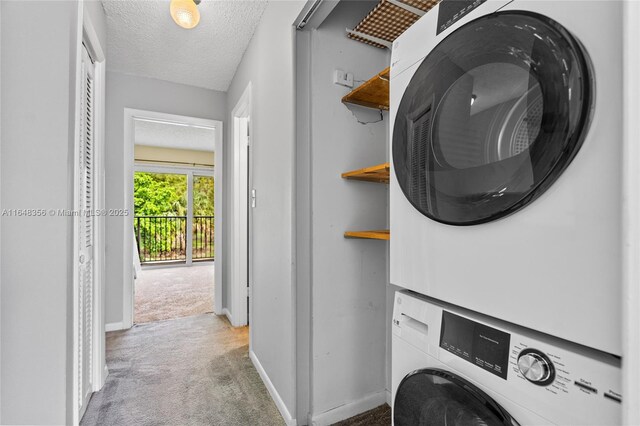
[82,10,104,63]
[134,163,214,176]
[92,57,107,393]
[230,83,252,328]
[133,116,217,131]
[71,3,84,424]
[250,350,297,426]
[213,117,224,315]
[622,1,640,424]
[123,109,135,329]
[81,7,108,396]
[222,308,234,325]
[386,389,391,406]
[105,322,126,332]
[78,391,89,423]
[310,390,388,426]
[123,109,223,327]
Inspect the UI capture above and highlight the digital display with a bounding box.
[440,311,511,379]
[437,0,488,35]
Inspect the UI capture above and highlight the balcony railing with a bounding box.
[134,215,214,263]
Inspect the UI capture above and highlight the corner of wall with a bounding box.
[250,351,297,426]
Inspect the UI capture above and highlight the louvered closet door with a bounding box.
[78,45,96,416]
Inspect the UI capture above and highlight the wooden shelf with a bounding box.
[342,67,390,110]
[344,230,390,240]
[342,162,390,184]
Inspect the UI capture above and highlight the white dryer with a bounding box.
[392,291,622,425]
[389,0,624,356]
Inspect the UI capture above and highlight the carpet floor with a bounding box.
[135,263,215,324]
[81,314,284,426]
[334,405,391,426]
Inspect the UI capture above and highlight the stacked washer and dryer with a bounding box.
[389,0,624,424]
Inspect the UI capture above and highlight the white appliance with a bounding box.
[389,0,624,356]
[392,291,622,425]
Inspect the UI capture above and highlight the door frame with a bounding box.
[73,5,107,424]
[228,82,252,327]
[123,109,223,328]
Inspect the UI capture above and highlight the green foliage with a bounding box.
[134,172,215,261]
[134,172,187,216]
[193,176,214,216]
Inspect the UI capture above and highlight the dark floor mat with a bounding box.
[333,404,392,426]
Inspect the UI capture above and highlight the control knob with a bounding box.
[517,348,555,386]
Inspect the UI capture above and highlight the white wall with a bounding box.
[301,2,391,422]
[225,1,306,422]
[0,1,81,423]
[104,72,226,325]
[295,27,313,425]
[622,0,640,423]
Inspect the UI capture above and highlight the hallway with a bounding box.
[81,314,283,426]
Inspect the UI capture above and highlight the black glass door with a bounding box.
[392,12,593,225]
[394,369,516,426]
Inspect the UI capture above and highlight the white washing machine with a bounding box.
[392,290,622,425]
[389,0,624,356]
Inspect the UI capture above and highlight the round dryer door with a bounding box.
[392,11,593,225]
[394,369,516,426]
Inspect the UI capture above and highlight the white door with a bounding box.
[77,45,96,419]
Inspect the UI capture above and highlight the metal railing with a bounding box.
[134,215,214,263]
[193,216,215,260]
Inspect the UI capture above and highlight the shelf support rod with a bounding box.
[346,28,393,48]
[387,0,426,17]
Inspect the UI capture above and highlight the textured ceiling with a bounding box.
[102,0,268,91]
[135,119,216,151]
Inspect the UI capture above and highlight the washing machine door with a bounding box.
[394,369,516,426]
[392,11,593,225]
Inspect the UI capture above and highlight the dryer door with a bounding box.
[394,369,516,426]
[392,11,593,225]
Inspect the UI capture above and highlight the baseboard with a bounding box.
[93,363,109,393]
[386,389,392,406]
[249,350,296,426]
[310,390,388,426]
[222,308,235,325]
[105,321,125,332]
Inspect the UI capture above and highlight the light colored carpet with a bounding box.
[135,263,215,324]
[81,314,285,426]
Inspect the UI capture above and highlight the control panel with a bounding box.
[507,337,622,408]
[393,290,622,425]
[503,329,622,425]
[517,348,555,386]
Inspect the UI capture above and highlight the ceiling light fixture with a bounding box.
[170,0,201,30]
